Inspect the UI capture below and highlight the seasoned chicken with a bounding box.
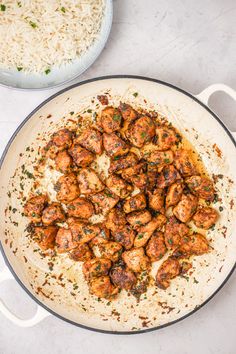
[109,152,138,174]
[173,193,198,223]
[55,227,77,253]
[98,241,123,262]
[155,126,180,150]
[192,207,218,229]
[128,116,155,148]
[105,208,127,232]
[67,218,100,243]
[134,214,167,248]
[103,133,129,157]
[100,106,122,133]
[174,149,197,177]
[146,231,167,261]
[185,176,215,201]
[66,197,94,219]
[164,216,189,250]
[42,202,65,226]
[89,224,110,246]
[33,226,58,250]
[119,102,138,122]
[122,247,150,273]
[142,146,174,170]
[123,192,146,214]
[68,143,95,167]
[69,243,93,261]
[112,224,136,250]
[51,128,73,150]
[156,165,181,188]
[172,233,209,258]
[120,163,147,190]
[75,128,103,155]
[89,276,119,299]
[156,258,181,289]
[56,173,80,203]
[55,150,73,173]
[165,181,184,208]
[77,168,104,195]
[83,258,111,280]
[89,189,119,214]
[147,188,165,213]
[24,194,48,223]
[106,174,133,198]
[110,265,137,290]
[146,164,158,190]
[126,210,152,230]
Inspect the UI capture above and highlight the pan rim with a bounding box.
[0,74,235,334]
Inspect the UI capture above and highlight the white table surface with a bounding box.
[0,1,236,353]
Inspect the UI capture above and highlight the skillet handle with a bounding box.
[195,83,236,140]
[0,266,50,327]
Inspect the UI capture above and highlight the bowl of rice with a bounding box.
[0,0,113,90]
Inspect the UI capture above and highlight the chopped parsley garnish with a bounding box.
[164,158,170,164]
[113,114,121,122]
[137,233,144,239]
[0,4,6,11]
[61,7,66,13]
[87,109,92,113]
[141,131,147,138]
[219,206,223,212]
[45,68,51,75]
[29,21,37,29]
[17,1,21,7]
[17,67,23,71]
[133,92,138,97]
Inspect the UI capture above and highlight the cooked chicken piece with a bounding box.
[106,174,133,198]
[174,149,197,177]
[185,175,215,201]
[56,173,80,203]
[164,216,189,250]
[89,276,119,299]
[128,116,155,148]
[147,188,165,213]
[119,102,138,122]
[98,241,123,262]
[67,218,100,244]
[155,126,180,150]
[103,133,129,157]
[69,243,93,261]
[130,271,150,299]
[66,197,94,219]
[89,224,110,246]
[24,194,48,223]
[126,210,152,230]
[146,231,167,261]
[156,258,181,289]
[100,106,122,133]
[112,224,136,250]
[121,163,147,190]
[83,258,111,280]
[33,226,58,250]
[156,165,181,188]
[89,189,119,214]
[109,152,138,174]
[68,144,95,167]
[192,207,218,229]
[173,193,198,223]
[77,168,104,195]
[172,233,209,258]
[105,208,127,232]
[165,181,184,208]
[134,214,167,248]
[75,128,103,155]
[142,146,174,170]
[110,265,137,290]
[51,128,73,150]
[55,150,73,173]
[122,247,150,273]
[146,164,158,190]
[55,227,77,253]
[42,202,65,226]
[123,192,146,214]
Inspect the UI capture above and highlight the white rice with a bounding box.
[0,0,105,73]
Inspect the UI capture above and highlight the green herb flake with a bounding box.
[141,131,147,139]
[113,114,121,122]
[70,111,74,115]
[193,277,199,284]
[61,6,66,13]
[168,239,173,245]
[87,109,92,113]
[133,92,138,97]
[164,158,170,164]
[0,4,6,11]
[45,68,51,75]
[17,67,23,72]
[17,1,21,7]
[137,233,144,239]
[219,206,223,212]
[29,21,37,29]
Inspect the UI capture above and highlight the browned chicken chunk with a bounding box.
[98,241,123,262]
[55,227,77,253]
[192,207,218,229]
[89,276,119,299]
[69,243,93,261]
[126,210,152,230]
[156,258,181,289]
[100,106,122,133]
[146,231,167,261]
[89,224,110,246]
[105,208,127,232]
[174,149,197,177]
[109,152,138,174]
[66,197,94,219]
[77,168,104,195]
[122,247,150,273]
[103,133,129,157]
[33,225,58,250]
[112,224,136,250]
[142,146,174,170]
[146,164,158,190]
[68,144,95,167]
[75,128,103,155]
[173,193,198,222]
[173,233,209,258]
[165,181,184,208]
[56,173,80,203]
[155,126,180,150]
[24,194,48,223]
[119,102,138,122]
[123,192,146,214]
[121,163,147,190]
[128,116,155,148]
[164,216,189,250]
[89,189,119,214]
[42,202,65,225]
[106,174,133,198]
[83,258,111,280]
[55,150,73,173]
[147,188,165,213]
[134,214,167,248]
[51,128,73,151]
[110,265,137,290]
[156,165,181,188]
[185,176,215,201]
[67,218,100,243]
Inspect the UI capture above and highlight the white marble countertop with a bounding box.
[0,1,235,353]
